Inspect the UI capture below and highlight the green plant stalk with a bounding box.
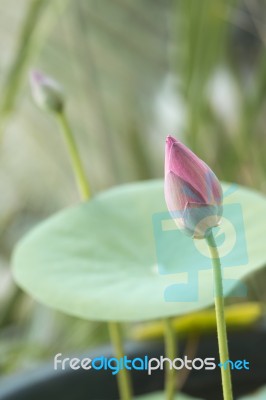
[0,287,23,327]
[109,322,133,400]
[0,0,47,120]
[55,109,132,400]
[206,231,233,400]
[56,112,90,200]
[164,318,178,400]
[0,0,70,139]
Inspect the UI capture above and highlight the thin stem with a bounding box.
[164,317,178,400]
[0,0,47,119]
[56,111,91,200]
[206,231,233,400]
[178,334,199,389]
[109,322,133,400]
[54,110,132,400]
[0,287,23,327]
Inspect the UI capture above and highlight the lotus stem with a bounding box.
[109,322,132,400]
[54,108,132,400]
[56,111,91,200]
[164,317,178,400]
[0,0,47,130]
[206,230,233,400]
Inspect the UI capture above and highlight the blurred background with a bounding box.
[0,0,266,377]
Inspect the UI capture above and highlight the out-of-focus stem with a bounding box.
[164,317,178,400]
[54,109,132,400]
[0,0,71,139]
[109,322,133,400]
[0,0,47,122]
[0,287,23,327]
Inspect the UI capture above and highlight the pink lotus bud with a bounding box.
[164,135,223,239]
[29,70,64,113]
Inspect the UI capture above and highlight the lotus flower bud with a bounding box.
[164,135,223,239]
[29,70,64,113]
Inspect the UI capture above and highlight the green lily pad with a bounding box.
[135,391,203,400]
[239,386,266,399]
[12,180,266,321]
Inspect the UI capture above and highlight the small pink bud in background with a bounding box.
[29,70,64,113]
[164,135,223,239]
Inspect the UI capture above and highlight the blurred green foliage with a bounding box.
[0,0,266,376]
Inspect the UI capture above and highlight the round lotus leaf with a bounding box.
[12,180,266,321]
[135,392,203,400]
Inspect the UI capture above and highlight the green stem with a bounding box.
[54,110,132,400]
[109,322,133,400]
[0,0,71,140]
[206,231,233,400]
[0,0,47,119]
[164,318,178,400]
[56,111,91,200]
[0,287,23,327]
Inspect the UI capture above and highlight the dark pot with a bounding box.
[0,325,265,400]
